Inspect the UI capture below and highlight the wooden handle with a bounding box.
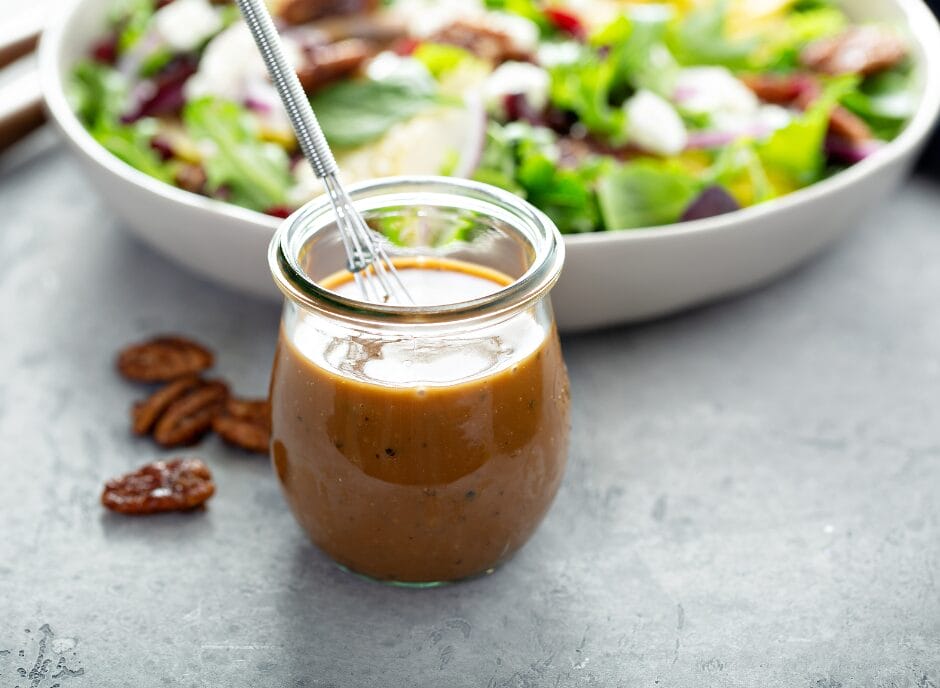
[0,19,41,69]
[0,70,45,152]
[0,16,45,151]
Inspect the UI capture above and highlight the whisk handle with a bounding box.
[234,0,338,179]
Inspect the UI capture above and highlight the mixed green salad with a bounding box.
[71,0,915,232]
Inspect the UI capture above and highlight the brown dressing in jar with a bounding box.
[269,257,570,583]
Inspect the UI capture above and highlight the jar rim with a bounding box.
[269,176,565,325]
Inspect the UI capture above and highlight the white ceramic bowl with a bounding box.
[40,0,940,331]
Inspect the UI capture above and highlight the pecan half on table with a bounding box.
[212,397,272,454]
[152,380,229,447]
[132,374,204,436]
[132,376,229,447]
[117,335,214,383]
[101,458,215,515]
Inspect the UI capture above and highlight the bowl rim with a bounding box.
[39,0,940,245]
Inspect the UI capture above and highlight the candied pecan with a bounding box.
[132,374,203,436]
[153,380,229,447]
[101,458,215,515]
[430,19,532,64]
[212,397,272,454]
[829,106,872,143]
[117,335,214,383]
[740,73,814,105]
[174,164,207,194]
[800,26,906,77]
[297,39,375,93]
[278,0,378,26]
[742,72,873,153]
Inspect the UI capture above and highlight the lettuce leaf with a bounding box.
[667,0,756,69]
[597,160,702,229]
[758,76,857,185]
[755,7,847,70]
[706,142,773,206]
[473,123,607,233]
[183,97,292,211]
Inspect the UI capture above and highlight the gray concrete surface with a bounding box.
[1,130,939,687]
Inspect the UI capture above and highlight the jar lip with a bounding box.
[269,176,565,324]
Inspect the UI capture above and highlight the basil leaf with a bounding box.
[310,74,438,149]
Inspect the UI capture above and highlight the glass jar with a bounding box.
[268,177,569,585]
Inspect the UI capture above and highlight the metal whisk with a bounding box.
[235,0,412,305]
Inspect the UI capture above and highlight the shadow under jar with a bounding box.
[268,177,570,585]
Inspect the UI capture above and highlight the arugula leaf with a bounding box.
[309,72,438,149]
[473,123,608,233]
[71,59,174,183]
[841,69,913,140]
[548,47,627,143]
[546,14,679,144]
[183,97,292,211]
[597,160,703,229]
[112,0,156,54]
[95,119,174,184]
[472,123,524,194]
[667,0,756,69]
[70,60,128,126]
[517,147,608,234]
[592,14,676,96]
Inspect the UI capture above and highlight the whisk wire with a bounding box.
[235,0,413,305]
[327,176,414,305]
